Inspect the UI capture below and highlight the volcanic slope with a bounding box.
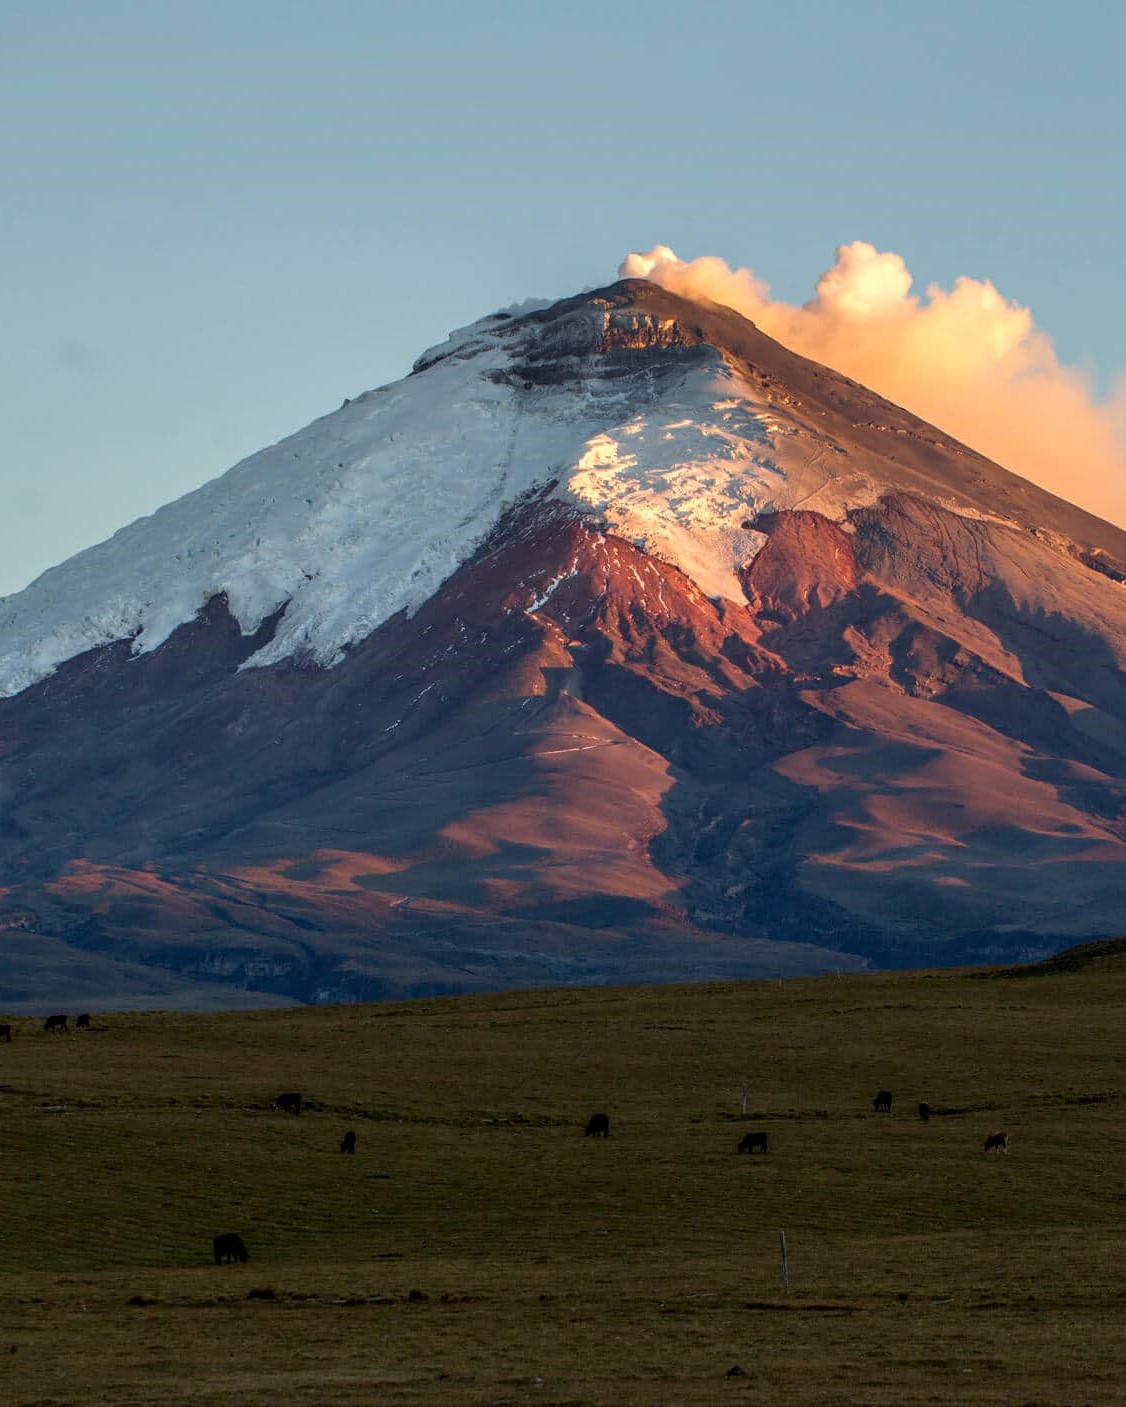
[3,279,1126,1007]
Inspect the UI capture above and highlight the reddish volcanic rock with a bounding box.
[742,511,860,620]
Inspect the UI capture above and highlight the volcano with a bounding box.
[3,279,1126,1009]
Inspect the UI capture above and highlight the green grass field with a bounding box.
[3,951,1126,1404]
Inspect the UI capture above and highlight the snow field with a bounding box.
[0,299,879,698]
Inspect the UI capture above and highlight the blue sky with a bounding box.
[2,0,1124,596]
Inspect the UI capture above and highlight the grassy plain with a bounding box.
[3,949,1126,1404]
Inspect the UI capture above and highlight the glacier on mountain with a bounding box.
[0,293,876,700]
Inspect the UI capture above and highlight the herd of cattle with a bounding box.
[865,1090,1008,1153]
[208,1093,1003,1266]
[3,1019,1012,1264]
[0,1013,90,1041]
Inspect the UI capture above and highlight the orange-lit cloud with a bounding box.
[620,243,1126,530]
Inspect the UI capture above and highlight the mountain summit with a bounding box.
[3,280,1126,1008]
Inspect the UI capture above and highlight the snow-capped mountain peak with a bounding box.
[6,279,1126,1007]
[0,279,1121,702]
[0,283,857,698]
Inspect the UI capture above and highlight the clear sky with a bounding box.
[2,0,1124,597]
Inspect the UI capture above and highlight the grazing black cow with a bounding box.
[0,1024,10,1043]
[43,1014,67,1033]
[76,1013,90,1030]
[584,1112,610,1137]
[272,1092,302,1115]
[918,1101,930,1122]
[873,1090,893,1114]
[984,1130,1008,1154]
[340,1130,356,1154]
[737,1131,768,1155]
[213,1232,249,1264]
